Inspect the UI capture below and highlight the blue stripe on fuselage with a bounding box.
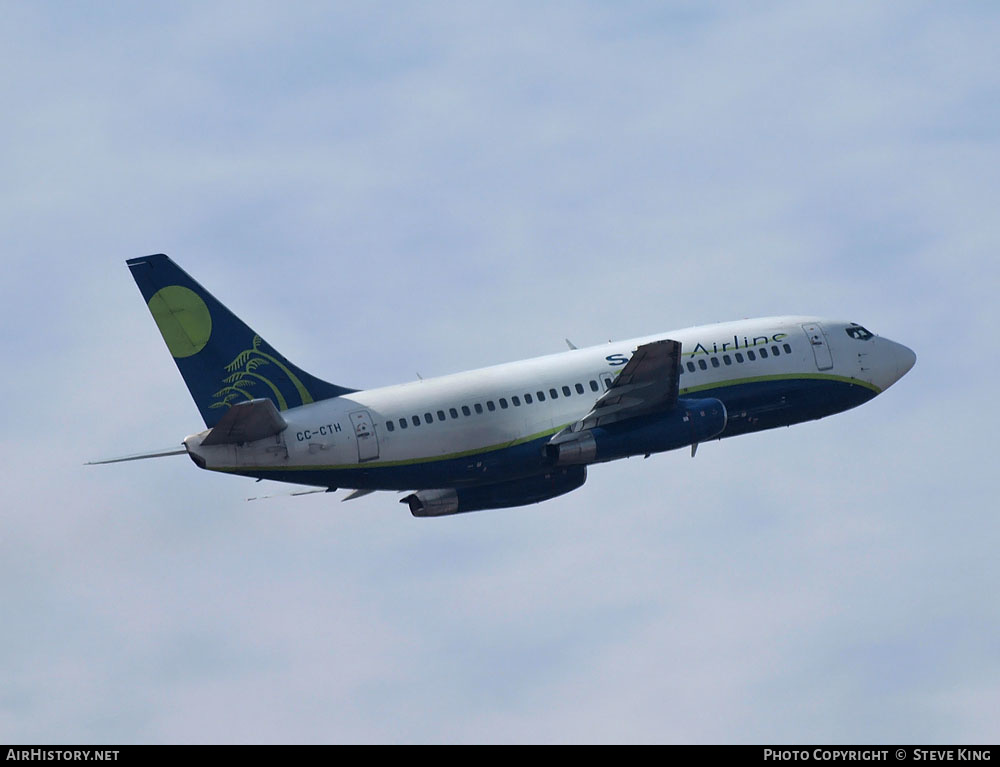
[220,376,878,490]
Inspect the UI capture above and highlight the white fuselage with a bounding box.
[186,316,915,490]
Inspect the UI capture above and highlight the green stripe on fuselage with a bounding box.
[213,424,566,474]
[680,371,881,396]
[212,372,878,474]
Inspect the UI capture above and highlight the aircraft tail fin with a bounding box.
[126,254,356,428]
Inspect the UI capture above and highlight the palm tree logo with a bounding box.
[210,335,315,411]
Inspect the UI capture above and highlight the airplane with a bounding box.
[90,254,916,516]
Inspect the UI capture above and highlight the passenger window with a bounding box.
[771,345,779,356]
[747,350,756,361]
[487,401,496,412]
[562,385,571,397]
[575,383,585,394]
[462,405,471,416]
[723,354,732,365]
[735,352,744,363]
[759,348,768,359]
[386,420,395,432]
[474,403,483,414]
[687,361,696,372]
[399,418,408,429]
[424,413,433,424]
[698,359,707,370]
[550,388,558,399]
[590,380,599,392]
[512,396,521,406]
[449,408,459,419]
[499,398,508,409]
[412,416,420,427]
[783,343,792,354]
[711,357,720,368]
[537,391,546,401]
[525,393,533,404]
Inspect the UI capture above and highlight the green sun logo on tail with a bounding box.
[210,335,315,411]
[148,286,212,358]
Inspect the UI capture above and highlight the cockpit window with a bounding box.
[846,324,874,341]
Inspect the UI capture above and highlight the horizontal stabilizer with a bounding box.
[201,398,287,446]
[86,446,187,465]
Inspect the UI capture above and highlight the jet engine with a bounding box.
[401,466,587,518]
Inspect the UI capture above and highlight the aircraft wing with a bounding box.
[201,398,288,446]
[554,339,681,438]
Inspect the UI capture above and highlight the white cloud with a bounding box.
[1,0,998,744]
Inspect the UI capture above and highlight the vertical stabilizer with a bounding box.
[127,254,355,427]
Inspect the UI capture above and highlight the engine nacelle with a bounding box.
[403,488,460,517]
[546,397,727,465]
[401,466,587,518]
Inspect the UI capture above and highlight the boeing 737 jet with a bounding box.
[91,254,916,516]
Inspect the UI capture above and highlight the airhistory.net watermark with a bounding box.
[6,751,119,761]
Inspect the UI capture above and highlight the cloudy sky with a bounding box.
[1,0,998,744]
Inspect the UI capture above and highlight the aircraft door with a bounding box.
[801,323,834,370]
[349,410,380,462]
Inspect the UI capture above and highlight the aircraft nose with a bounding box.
[879,338,916,389]
[895,342,916,378]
